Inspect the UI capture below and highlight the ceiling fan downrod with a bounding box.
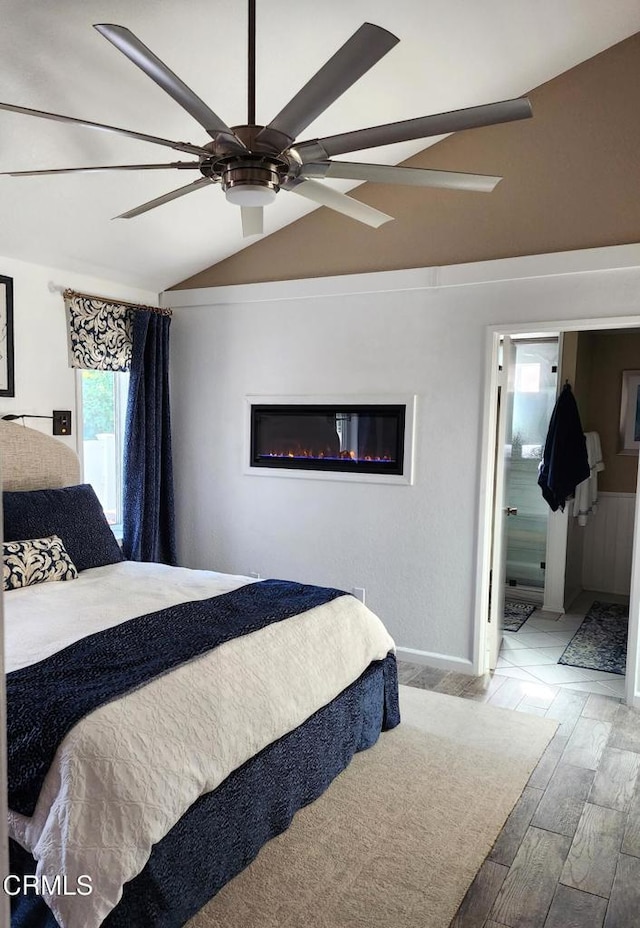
[248,0,256,126]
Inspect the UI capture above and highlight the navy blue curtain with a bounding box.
[122,311,177,565]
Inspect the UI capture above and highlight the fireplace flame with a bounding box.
[261,447,393,463]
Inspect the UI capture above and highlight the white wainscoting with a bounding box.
[582,492,636,595]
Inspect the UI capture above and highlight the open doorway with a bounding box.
[479,318,640,708]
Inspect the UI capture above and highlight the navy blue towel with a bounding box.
[538,384,590,511]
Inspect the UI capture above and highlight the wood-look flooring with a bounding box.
[397,661,640,928]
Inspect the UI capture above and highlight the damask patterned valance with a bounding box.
[65,291,133,371]
[64,290,171,372]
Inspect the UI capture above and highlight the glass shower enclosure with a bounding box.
[504,338,559,593]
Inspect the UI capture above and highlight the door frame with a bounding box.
[487,336,517,670]
[475,315,640,707]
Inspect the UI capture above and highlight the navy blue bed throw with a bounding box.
[7,579,347,816]
[538,383,589,511]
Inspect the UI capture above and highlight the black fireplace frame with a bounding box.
[250,403,406,475]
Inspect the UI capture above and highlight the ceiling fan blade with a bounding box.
[0,101,212,156]
[288,179,393,228]
[94,24,245,152]
[301,161,502,192]
[241,206,264,237]
[257,23,399,147]
[115,176,215,219]
[292,97,532,161]
[1,163,201,177]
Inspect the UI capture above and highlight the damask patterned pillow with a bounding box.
[2,535,79,591]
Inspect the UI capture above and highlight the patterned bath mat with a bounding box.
[504,600,536,632]
[558,601,628,675]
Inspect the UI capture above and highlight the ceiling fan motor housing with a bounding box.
[201,125,290,206]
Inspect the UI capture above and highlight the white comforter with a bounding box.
[6,561,395,928]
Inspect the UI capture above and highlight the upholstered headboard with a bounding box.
[0,421,81,491]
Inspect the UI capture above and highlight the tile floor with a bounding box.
[498,590,628,700]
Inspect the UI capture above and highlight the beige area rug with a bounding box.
[187,685,557,928]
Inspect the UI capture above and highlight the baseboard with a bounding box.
[505,587,543,606]
[395,647,475,674]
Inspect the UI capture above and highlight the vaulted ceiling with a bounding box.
[1,1,639,291]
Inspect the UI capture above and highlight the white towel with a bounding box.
[573,431,604,525]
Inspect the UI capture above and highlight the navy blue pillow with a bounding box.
[3,484,124,572]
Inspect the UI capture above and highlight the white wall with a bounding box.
[0,254,157,451]
[168,245,640,671]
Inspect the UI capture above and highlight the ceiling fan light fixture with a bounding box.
[221,161,281,207]
[224,183,277,207]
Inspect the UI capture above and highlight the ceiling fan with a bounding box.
[0,1,532,237]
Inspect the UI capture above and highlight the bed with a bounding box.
[1,421,400,928]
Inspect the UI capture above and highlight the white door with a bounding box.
[488,336,517,669]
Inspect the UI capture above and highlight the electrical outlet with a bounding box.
[52,410,72,436]
[249,571,262,580]
[352,587,365,604]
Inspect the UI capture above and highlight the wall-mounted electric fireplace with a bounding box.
[250,403,406,475]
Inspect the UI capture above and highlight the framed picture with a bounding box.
[0,274,14,397]
[619,369,640,454]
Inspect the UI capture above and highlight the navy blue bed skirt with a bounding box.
[11,652,399,928]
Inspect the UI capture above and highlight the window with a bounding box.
[78,370,129,534]
[515,361,541,394]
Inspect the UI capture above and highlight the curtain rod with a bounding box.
[63,288,172,316]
